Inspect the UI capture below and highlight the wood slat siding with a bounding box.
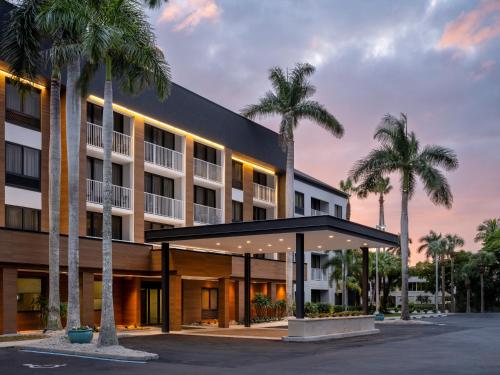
[184,136,194,226]
[40,87,50,231]
[0,75,5,227]
[121,277,141,326]
[79,99,87,236]
[170,275,182,330]
[224,149,232,223]
[0,267,17,334]
[231,257,302,281]
[218,277,230,328]
[182,279,218,324]
[81,272,94,326]
[133,117,145,243]
[0,229,152,272]
[242,163,253,221]
[150,249,232,277]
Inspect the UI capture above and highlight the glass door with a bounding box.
[141,282,163,326]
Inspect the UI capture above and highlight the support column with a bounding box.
[0,268,17,334]
[81,272,94,327]
[218,277,230,328]
[244,253,251,327]
[295,233,305,319]
[161,242,170,332]
[169,275,182,331]
[361,247,369,315]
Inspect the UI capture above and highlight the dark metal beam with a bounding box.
[295,233,305,319]
[361,247,369,315]
[161,242,170,333]
[244,253,251,327]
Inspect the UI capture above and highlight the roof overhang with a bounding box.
[145,216,399,255]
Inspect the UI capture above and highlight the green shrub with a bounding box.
[333,305,344,313]
[305,302,319,317]
[317,303,332,314]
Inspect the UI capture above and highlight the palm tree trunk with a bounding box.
[98,59,118,346]
[450,259,455,313]
[480,273,484,313]
[346,200,351,221]
[441,263,446,313]
[343,249,348,310]
[400,190,410,320]
[47,70,62,331]
[66,59,81,331]
[435,255,439,312]
[466,284,471,313]
[285,138,294,315]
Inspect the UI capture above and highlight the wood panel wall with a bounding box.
[78,99,87,236]
[0,267,17,334]
[40,87,50,231]
[133,117,145,243]
[224,149,232,223]
[0,75,5,227]
[242,164,253,221]
[184,136,194,226]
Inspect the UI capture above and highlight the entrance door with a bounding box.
[141,282,163,326]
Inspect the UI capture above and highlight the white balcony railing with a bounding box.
[311,209,328,216]
[144,192,183,220]
[194,203,223,225]
[87,122,131,157]
[311,268,328,281]
[193,158,222,183]
[253,183,275,204]
[144,141,183,172]
[86,179,132,210]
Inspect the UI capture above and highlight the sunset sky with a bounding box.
[149,0,500,264]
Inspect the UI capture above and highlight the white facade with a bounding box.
[293,171,348,304]
[390,276,444,306]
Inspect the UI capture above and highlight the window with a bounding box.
[194,142,217,164]
[201,288,218,310]
[5,142,41,190]
[6,79,41,130]
[334,204,343,218]
[311,290,322,303]
[86,211,122,240]
[17,278,42,312]
[253,206,266,221]
[232,160,243,190]
[194,186,216,207]
[94,281,103,310]
[5,205,40,231]
[232,201,243,223]
[295,191,304,215]
[86,157,123,186]
[253,171,267,186]
[311,198,321,211]
[87,102,127,133]
[145,124,175,150]
[144,173,174,198]
[311,254,322,269]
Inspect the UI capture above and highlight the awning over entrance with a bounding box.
[145,216,399,333]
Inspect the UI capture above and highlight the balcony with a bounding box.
[144,192,183,221]
[86,179,132,210]
[311,267,328,281]
[87,122,131,157]
[311,209,328,216]
[194,203,223,225]
[194,158,222,184]
[253,183,275,205]
[144,141,183,173]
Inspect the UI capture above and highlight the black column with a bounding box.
[161,242,170,333]
[295,233,305,319]
[244,253,251,327]
[361,247,369,315]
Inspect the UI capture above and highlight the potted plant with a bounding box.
[68,326,93,344]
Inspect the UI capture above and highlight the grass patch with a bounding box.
[0,335,45,343]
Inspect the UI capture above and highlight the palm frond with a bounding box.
[415,163,453,208]
[419,145,459,171]
[240,92,281,120]
[294,100,344,137]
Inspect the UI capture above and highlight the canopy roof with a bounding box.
[145,216,399,255]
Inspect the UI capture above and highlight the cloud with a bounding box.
[438,0,500,50]
[471,59,496,80]
[159,0,221,32]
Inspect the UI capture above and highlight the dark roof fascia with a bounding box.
[294,170,348,199]
[145,216,399,247]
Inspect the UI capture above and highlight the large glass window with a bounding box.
[295,191,304,215]
[5,142,41,190]
[194,142,217,164]
[253,171,267,186]
[253,206,266,221]
[6,79,41,130]
[194,186,216,207]
[144,172,174,198]
[232,160,243,190]
[17,278,42,312]
[87,102,126,133]
[94,281,103,310]
[86,211,122,240]
[5,205,40,231]
[144,124,175,150]
[232,201,243,223]
[201,288,218,311]
[311,254,321,269]
[86,157,123,186]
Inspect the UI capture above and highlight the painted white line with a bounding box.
[20,350,147,364]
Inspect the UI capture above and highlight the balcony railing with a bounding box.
[87,122,131,157]
[253,183,275,204]
[311,267,328,281]
[311,209,328,216]
[194,203,222,225]
[144,192,183,220]
[194,158,222,183]
[86,179,132,210]
[144,141,183,172]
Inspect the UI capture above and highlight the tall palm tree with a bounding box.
[241,63,344,313]
[483,227,500,252]
[474,218,500,244]
[339,178,356,221]
[350,113,458,320]
[323,250,362,307]
[444,234,464,313]
[474,250,496,313]
[457,257,475,313]
[78,0,170,346]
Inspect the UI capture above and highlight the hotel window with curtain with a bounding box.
[232,160,243,190]
[6,79,41,130]
[295,191,304,215]
[144,172,174,198]
[194,142,217,164]
[232,201,243,222]
[194,186,216,208]
[5,142,41,191]
[17,278,42,312]
[145,124,175,150]
[5,205,41,232]
[86,212,123,240]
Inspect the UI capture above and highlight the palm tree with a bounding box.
[351,113,458,319]
[323,250,362,307]
[339,178,356,221]
[474,218,500,244]
[78,0,170,346]
[444,234,464,313]
[241,63,344,313]
[474,251,496,313]
[457,257,475,313]
[483,228,500,252]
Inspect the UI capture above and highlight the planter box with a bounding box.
[68,329,93,344]
[284,315,379,342]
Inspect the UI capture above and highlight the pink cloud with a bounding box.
[471,59,496,80]
[159,0,221,32]
[438,0,500,50]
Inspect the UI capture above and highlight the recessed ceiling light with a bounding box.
[237,245,242,249]
[246,240,251,244]
[317,245,322,249]
[329,235,334,238]
[287,247,291,250]
[279,238,284,242]
[216,242,220,246]
[363,242,368,246]
[346,239,351,242]
[267,244,272,247]
[259,249,263,252]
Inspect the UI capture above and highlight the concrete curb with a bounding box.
[20,346,159,362]
[282,329,380,342]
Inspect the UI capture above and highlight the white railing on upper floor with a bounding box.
[87,122,131,157]
[144,192,183,220]
[144,141,183,172]
[193,203,223,225]
[253,183,275,204]
[86,179,132,210]
[193,158,223,183]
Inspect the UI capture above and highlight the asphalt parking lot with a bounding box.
[1,314,499,375]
